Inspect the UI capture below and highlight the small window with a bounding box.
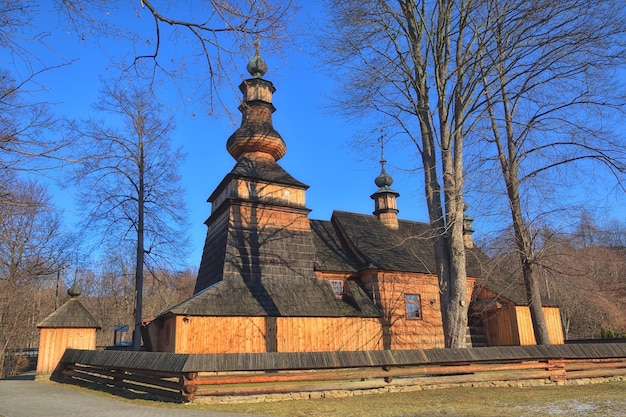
[405,294,421,319]
[330,280,343,297]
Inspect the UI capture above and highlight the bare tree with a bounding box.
[78,252,195,347]
[54,0,293,113]
[70,79,189,350]
[0,1,80,190]
[0,178,72,377]
[538,220,626,339]
[320,0,494,348]
[476,0,626,343]
[320,0,626,348]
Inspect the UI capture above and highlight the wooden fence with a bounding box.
[56,343,626,403]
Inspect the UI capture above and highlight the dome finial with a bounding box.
[247,36,268,78]
[375,133,394,189]
[371,132,400,229]
[67,279,82,298]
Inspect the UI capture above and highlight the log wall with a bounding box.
[363,271,475,350]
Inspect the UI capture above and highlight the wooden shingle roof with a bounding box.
[475,273,559,308]
[208,156,308,203]
[310,219,361,272]
[37,297,101,329]
[314,211,484,277]
[167,275,380,318]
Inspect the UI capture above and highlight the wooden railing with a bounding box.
[56,343,626,403]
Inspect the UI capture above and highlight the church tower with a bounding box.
[193,44,343,318]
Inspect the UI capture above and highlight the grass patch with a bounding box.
[187,381,626,417]
[55,379,626,416]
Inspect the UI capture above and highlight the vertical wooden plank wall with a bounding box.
[515,306,536,345]
[276,317,383,352]
[484,308,519,346]
[36,328,97,379]
[174,316,267,353]
[515,306,564,345]
[170,316,383,353]
[544,307,565,344]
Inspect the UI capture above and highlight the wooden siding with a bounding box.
[515,306,564,345]
[36,328,97,378]
[212,179,307,216]
[144,316,179,353]
[173,316,267,354]
[149,316,383,354]
[483,306,564,346]
[545,307,565,344]
[483,307,519,346]
[275,317,382,352]
[231,203,312,233]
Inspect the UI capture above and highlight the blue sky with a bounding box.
[7,2,429,268]
[6,2,625,269]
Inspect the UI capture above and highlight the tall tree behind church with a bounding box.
[475,0,626,344]
[69,80,189,350]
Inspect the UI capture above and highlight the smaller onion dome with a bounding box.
[247,38,268,78]
[374,155,394,191]
[67,280,82,298]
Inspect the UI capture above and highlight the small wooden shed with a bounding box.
[36,283,100,379]
[471,281,564,346]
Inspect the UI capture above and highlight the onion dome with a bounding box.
[226,39,286,162]
[375,155,394,191]
[247,38,268,78]
[371,148,400,229]
[67,280,82,297]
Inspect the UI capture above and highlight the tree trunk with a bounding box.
[521,257,551,344]
[133,133,146,352]
[485,61,552,345]
[510,185,551,345]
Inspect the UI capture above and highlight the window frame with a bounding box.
[405,293,422,319]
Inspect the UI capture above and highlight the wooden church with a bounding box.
[143,49,563,354]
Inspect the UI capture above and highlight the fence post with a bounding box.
[181,372,198,402]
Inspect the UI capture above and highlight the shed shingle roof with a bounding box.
[37,297,101,329]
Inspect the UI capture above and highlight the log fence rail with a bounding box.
[56,343,626,403]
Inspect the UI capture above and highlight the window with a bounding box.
[405,294,421,319]
[330,280,344,297]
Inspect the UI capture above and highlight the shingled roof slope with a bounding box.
[310,219,361,272]
[194,211,229,293]
[329,211,484,277]
[37,298,101,329]
[344,280,382,317]
[182,210,380,318]
[167,275,379,317]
